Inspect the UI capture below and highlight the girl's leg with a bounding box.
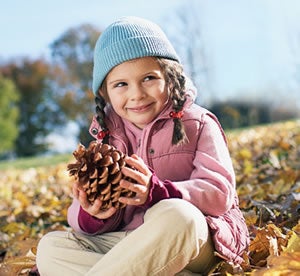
[86,198,217,276]
[36,230,128,276]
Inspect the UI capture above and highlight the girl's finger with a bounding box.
[121,166,145,184]
[91,198,103,211]
[97,206,117,219]
[78,190,90,209]
[124,155,148,174]
[72,182,80,199]
[120,179,148,193]
[119,195,145,206]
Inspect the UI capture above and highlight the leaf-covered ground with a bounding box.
[0,120,299,275]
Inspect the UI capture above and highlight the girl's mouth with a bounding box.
[128,103,153,113]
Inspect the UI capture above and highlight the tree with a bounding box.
[289,29,300,109]
[0,59,64,157]
[210,100,272,129]
[163,0,214,105]
[50,24,101,145]
[0,74,19,156]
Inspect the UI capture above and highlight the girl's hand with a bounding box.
[72,182,117,219]
[118,154,152,206]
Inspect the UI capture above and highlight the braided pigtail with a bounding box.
[157,58,188,145]
[95,93,110,144]
[170,74,187,145]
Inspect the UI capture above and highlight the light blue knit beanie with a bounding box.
[92,16,180,94]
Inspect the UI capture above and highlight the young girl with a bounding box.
[36,16,249,275]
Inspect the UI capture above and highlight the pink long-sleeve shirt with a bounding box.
[68,91,249,264]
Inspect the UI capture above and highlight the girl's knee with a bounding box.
[38,231,58,251]
[149,199,204,220]
[146,199,208,235]
[36,231,66,273]
[37,231,67,260]
[37,230,67,251]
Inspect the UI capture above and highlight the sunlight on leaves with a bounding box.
[0,120,299,275]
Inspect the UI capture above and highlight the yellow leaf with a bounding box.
[243,209,258,226]
[279,140,291,150]
[252,252,300,275]
[0,256,36,276]
[243,159,253,175]
[249,224,289,267]
[292,222,300,233]
[268,251,300,270]
[1,222,27,234]
[14,191,30,208]
[269,150,281,168]
[284,231,300,253]
[238,148,252,159]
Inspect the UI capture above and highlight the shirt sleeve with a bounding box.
[140,171,182,209]
[67,198,123,235]
[175,113,236,216]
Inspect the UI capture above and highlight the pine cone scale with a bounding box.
[67,141,135,210]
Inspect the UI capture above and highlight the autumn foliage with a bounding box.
[0,120,299,275]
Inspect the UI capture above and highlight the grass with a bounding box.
[0,153,72,171]
[0,119,298,171]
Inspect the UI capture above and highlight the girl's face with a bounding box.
[102,57,169,129]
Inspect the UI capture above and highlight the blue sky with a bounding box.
[0,0,183,58]
[1,0,300,103]
[2,0,299,153]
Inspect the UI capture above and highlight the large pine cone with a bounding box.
[67,141,135,210]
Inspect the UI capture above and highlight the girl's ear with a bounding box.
[98,88,109,102]
[98,79,111,102]
[98,89,104,98]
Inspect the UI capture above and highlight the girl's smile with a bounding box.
[103,57,169,129]
[127,103,154,113]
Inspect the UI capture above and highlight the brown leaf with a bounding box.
[252,252,300,276]
[0,256,36,276]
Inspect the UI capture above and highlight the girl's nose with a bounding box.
[130,84,145,101]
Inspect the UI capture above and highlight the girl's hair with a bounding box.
[94,57,188,145]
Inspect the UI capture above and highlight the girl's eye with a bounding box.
[144,75,156,82]
[114,82,127,88]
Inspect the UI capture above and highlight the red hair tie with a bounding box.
[97,130,110,139]
[169,111,184,119]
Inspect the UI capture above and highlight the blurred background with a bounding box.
[0,0,299,158]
